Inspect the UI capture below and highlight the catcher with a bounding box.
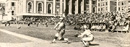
[75,24,94,47]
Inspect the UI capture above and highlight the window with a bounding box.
[122,2,124,5]
[48,3,52,14]
[12,11,14,15]
[118,2,120,5]
[98,3,100,6]
[106,2,107,5]
[62,0,64,2]
[115,7,116,11]
[98,8,100,11]
[119,7,120,11]
[56,0,60,1]
[38,3,43,13]
[129,1,130,3]
[103,2,104,6]
[86,1,89,4]
[0,4,1,7]
[27,2,33,13]
[93,1,96,4]
[101,8,103,11]
[101,3,103,6]
[48,0,53,1]
[106,7,107,11]
[11,2,15,6]
[128,1,130,3]
[122,7,124,10]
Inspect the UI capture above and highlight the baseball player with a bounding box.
[52,17,70,44]
[77,24,94,47]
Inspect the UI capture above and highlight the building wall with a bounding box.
[128,0,130,12]
[110,1,116,12]
[2,0,130,20]
[116,0,128,13]
[4,0,65,20]
[97,0,128,13]
[97,0,110,13]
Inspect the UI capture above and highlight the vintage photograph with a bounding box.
[0,0,130,47]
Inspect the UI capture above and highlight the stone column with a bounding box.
[97,0,98,13]
[53,0,56,14]
[64,0,66,13]
[16,1,18,15]
[7,1,12,20]
[69,0,72,14]
[60,0,63,14]
[23,0,26,13]
[89,0,92,13]
[95,7,97,13]
[75,0,78,14]
[34,0,36,13]
[81,0,84,14]
[116,0,119,12]
[44,0,47,14]
[126,0,129,12]
[107,0,110,12]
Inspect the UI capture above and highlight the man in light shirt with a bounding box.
[77,24,94,47]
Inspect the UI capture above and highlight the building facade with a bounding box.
[1,0,129,20]
[116,0,129,13]
[128,0,130,12]
[96,0,128,13]
[4,0,93,20]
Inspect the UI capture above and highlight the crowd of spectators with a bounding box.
[21,16,60,25]
[16,12,129,27]
[66,12,129,26]
[2,12,129,31]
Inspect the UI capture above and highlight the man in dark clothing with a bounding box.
[5,21,10,26]
[28,22,32,26]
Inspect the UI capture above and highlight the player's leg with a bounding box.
[82,38,92,47]
[82,40,89,47]
[52,36,58,43]
[51,33,59,43]
[60,38,71,44]
[60,29,65,37]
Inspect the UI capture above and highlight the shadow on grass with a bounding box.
[90,44,99,46]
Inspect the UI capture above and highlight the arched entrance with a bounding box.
[37,2,43,13]
[27,1,33,13]
[48,3,52,14]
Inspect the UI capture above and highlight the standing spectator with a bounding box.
[44,20,48,27]
[36,19,40,27]
[28,21,32,26]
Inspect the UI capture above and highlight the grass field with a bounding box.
[0,24,130,47]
